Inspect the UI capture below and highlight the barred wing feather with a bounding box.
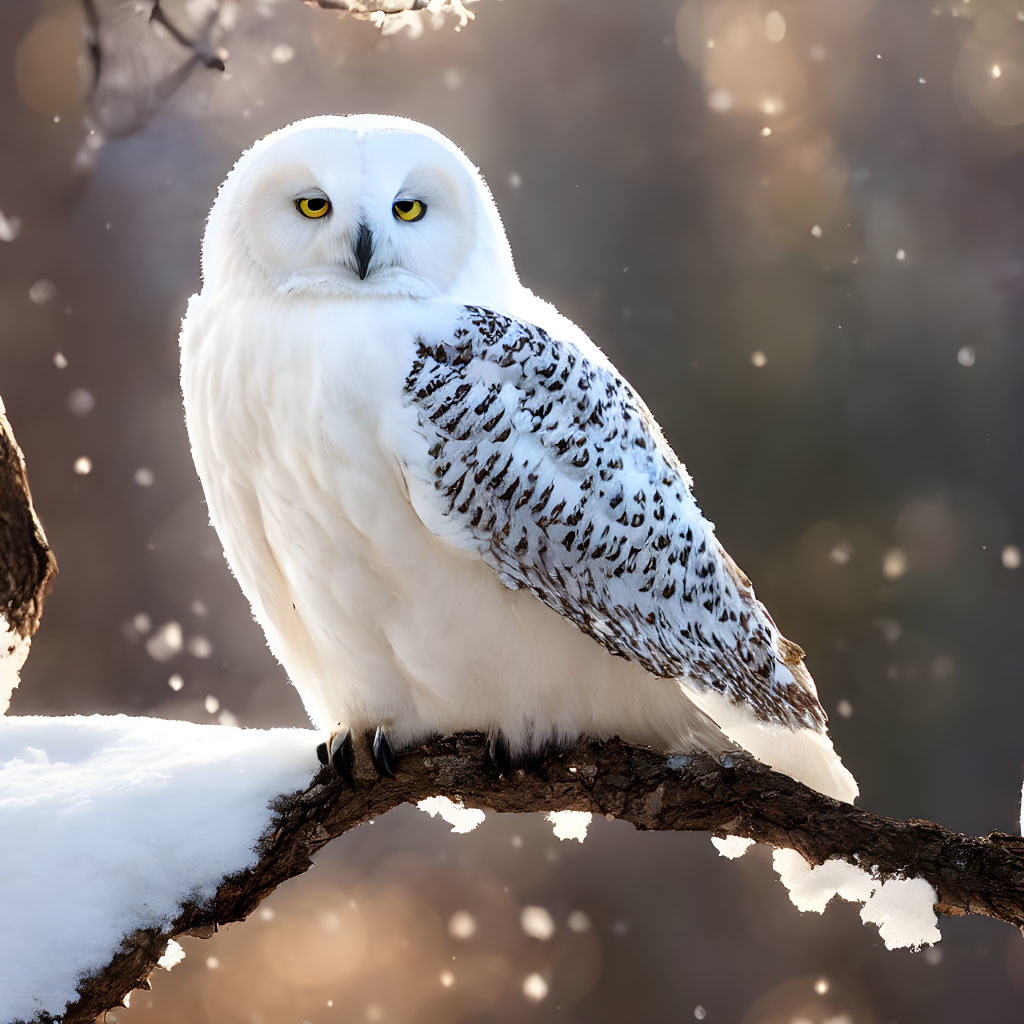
[401,306,828,736]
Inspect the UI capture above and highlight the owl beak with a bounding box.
[355,223,373,280]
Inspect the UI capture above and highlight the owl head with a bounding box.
[201,115,518,303]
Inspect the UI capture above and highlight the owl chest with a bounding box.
[203,312,439,629]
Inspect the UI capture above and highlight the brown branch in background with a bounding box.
[0,399,56,712]
[302,0,476,31]
[75,0,228,142]
[305,0,433,11]
[148,0,226,71]
[302,0,473,16]
[48,735,1024,1024]
[73,0,476,147]
[79,0,103,88]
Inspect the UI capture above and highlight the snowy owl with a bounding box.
[180,115,858,803]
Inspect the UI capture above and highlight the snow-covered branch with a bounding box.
[302,0,475,24]
[304,0,458,13]
[35,731,1024,1023]
[298,1,475,37]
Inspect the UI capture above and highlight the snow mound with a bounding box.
[0,715,318,1023]
[772,848,940,950]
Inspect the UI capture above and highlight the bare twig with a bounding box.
[149,0,226,71]
[38,733,1024,1023]
[73,0,478,144]
[76,0,227,141]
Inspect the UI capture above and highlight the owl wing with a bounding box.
[398,305,854,796]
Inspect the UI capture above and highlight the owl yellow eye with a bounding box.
[393,199,426,222]
[296,197,331,219]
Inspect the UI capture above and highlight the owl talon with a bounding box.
[490,733,513,777]
[372,726,397,778]
[329,730,355,783]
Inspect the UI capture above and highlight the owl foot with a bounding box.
[489,733,561,776]
[372,726,397,779]
[489,733,514,777]
[316,729,354,783]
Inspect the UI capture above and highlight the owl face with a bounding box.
[202,115,513,301]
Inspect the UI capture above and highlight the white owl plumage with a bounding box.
[180,114,858,803]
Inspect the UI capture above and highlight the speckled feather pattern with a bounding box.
[404,306,826,732]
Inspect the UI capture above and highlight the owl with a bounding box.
[179,115,857,803]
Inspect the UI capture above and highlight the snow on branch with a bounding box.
[26,731,1024,1024]
[302,0,476,28]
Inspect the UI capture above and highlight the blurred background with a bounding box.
[3,0,1024,1019]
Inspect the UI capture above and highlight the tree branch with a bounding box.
[48,733,1024,1023]
[5,403,1019,1022]
[305,0,432,11]
[301,0,476,36]
[76,0,228,141]
[302,0,470,17]
[0,400,56,713]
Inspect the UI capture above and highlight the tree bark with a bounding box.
[0,400,56,713]
[40,733,1024,1024]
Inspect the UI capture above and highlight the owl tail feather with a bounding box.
[684,685,859,804]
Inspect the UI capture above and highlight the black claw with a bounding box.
[490,733,513,777]
[316,741,328,767]
[329,730,354,783]
[372,726,397,779]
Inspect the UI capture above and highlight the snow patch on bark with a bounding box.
[417,795,485,833]
[773,848,939,950]
[546,810,592,842]
[711,835,755,859]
